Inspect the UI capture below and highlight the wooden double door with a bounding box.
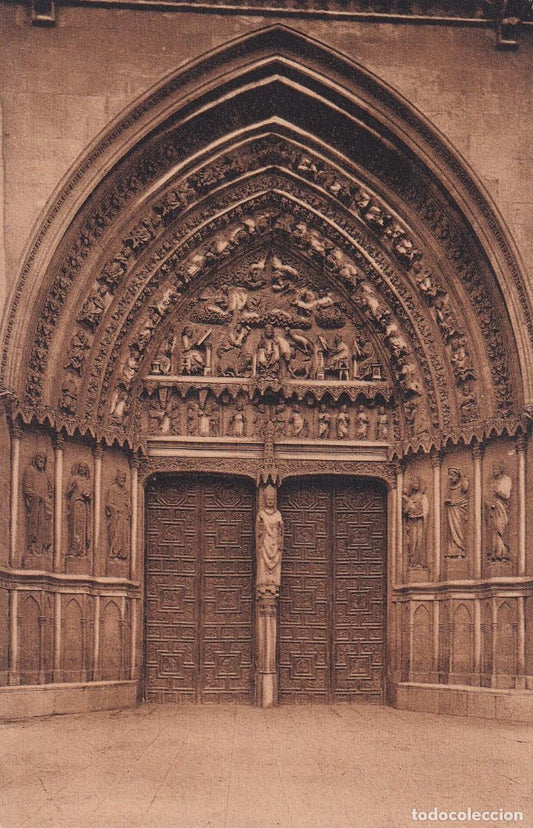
[144,474,386,703]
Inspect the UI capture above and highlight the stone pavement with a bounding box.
[0,703,531,828]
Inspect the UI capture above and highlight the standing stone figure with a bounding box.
[66,462,92,557]
[444,468,469,558]
[227,402,246,438]
[256,486,284,592]
[22,452,53,555]
[485,462,512,562]
[402,476,429,568]
[318,404,331,439]
[335,405,350,439]
[105,470,131,560]
[376,407,389,440]
[354,405,370,439]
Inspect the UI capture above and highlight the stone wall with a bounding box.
[1,6,532,317]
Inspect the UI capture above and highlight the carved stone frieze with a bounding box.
[140,454,394,486]
[143,385,397,443]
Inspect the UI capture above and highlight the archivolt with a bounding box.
[2,25,530,452]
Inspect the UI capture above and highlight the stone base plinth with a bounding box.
[0,680,138,721]
[395,682,533,722]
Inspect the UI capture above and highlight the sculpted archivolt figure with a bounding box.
[256,486,284,593]
[66,462,92,557]
[22,452,53,556]
[403,476,429,568]
[106,470,131,561]
[485,462,512,562]
[444,468,469,558]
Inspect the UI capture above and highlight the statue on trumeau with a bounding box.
[256,486,284,592]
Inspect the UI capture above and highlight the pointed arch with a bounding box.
[1,25,530,453]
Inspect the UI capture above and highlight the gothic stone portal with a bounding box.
[145,474,387,704]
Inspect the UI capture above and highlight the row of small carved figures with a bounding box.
[147,399,392,440]
[21,454,131,561]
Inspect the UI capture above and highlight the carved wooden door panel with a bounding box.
[279,477,386,703]
[145,475,254,703]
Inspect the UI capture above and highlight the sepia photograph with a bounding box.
[0,2,532,825]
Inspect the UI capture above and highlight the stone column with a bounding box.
[92,595,100,681]
[407,600,415,681]
[255,484,283,708]
[432,600,440,676]
[53,433,64,572]
[473,597,481,685]
[390,470,397,586]
[431,450,442,582]
[491,597,498,688]
[472,442,483,580]
[130,598,138,681]
[80,612,88,683]
[38,598,46,684]
[53,591,62,682]
[130,458,139,581]
[516,437,526,576]
[120,596,127,680]
[516,595,526,690]
[255,587,278,707]
[92,444,103,576]
[8,589,19,685]
[396,463,404,583]
[9,422,22,568]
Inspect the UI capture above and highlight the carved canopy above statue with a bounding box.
[2,26,531,455]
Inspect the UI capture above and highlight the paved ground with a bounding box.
[0,703,531,828]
